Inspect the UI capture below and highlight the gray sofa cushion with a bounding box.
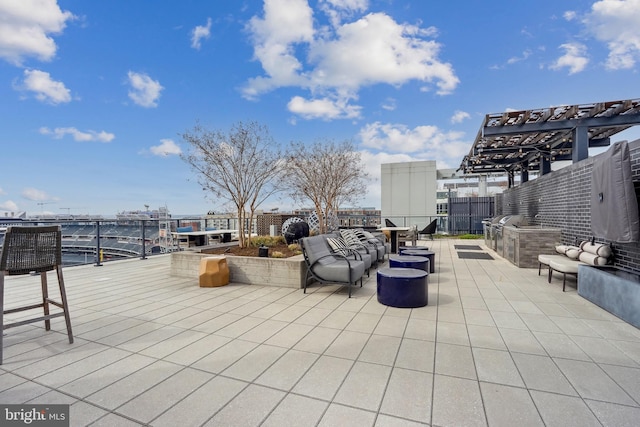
[357,230,386,261]
[313,258,365,284]
[342,229,382,263]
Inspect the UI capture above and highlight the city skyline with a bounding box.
[1,0,640,216]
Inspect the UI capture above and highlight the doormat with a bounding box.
[457,251,494,260]
[454,245,483,250]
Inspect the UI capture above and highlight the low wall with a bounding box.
[578,265,640,328]
[170,251,307,289]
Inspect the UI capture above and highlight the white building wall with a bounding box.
[381,160,438,227]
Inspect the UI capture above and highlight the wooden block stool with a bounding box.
[199,256,230,287]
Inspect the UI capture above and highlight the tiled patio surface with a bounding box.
[2,239,640,426]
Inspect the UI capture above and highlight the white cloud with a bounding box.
[563,10,577,21]
[287,95,361,119]
[40,126,115,142]
[322,0,368,12]
[451,110,470,124]
[0,187,5,195]
[381,98,396,111]
[507,49,532,65]
[0,0,75,65]
[550,42,589,74]
[0,200,19,211]
[492,48,536,70]
[244,0,314,100]
[17,69,71,104]
[320,0,369,27]
[150,139,182,156]
[22,187,52,201]
[360,122,435,153]
[358,121,469,167]
[585,0,640,69]
[191,17,212,49]
[244,2,459,119]
[310,13,454,91]
[358,149,414,207]
[127,71,163,107]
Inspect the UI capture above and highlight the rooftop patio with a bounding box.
[2,239,639,426]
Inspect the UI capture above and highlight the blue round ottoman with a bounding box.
[400,249,435,273]
[397,245,428,252]
[377,267,429,308]
[389,254,429,272]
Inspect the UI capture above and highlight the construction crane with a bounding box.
[37,201,56,213]
[59,207,87,216]
[60,206,86,220]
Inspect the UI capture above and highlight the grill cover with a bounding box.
[591,140,640,242]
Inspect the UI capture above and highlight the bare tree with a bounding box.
[181,121,284,247]
[287,139,369,234]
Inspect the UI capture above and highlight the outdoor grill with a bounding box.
[493,215,527,254]
[482,215,505,250]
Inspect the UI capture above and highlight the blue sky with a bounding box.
[1,0,640,216]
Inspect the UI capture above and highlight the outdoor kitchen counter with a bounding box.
[501,225,562,268]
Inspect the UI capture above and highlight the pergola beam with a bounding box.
[482,113,640,137]
[573,125,589,162]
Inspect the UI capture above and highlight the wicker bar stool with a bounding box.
[1,225,74,364]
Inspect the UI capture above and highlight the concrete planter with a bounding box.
[578,265,640,328]
[170,251,307,289]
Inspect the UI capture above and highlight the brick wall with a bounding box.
[500,138,640,273]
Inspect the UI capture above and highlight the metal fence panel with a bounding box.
[448,197,495,234]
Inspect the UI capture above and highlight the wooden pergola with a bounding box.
[459,99,640,186]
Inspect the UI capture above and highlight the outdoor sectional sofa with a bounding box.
[299,230,390,297]
[299,235,367,297]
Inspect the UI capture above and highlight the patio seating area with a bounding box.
[1,239,640,426]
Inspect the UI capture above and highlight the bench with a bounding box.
[539,241,612,291]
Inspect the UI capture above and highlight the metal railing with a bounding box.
[0,217,211,267]
[383,198,495,236]
[2,199,495,267]
[379,216,446,235]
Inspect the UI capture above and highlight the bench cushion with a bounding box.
[579,241,612,258]
[565,247,581,259]
[550,242,612,268]
[549,258,587,274]
[555,245,580,255]
[538,254,568,265]
[578,251,608,266]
